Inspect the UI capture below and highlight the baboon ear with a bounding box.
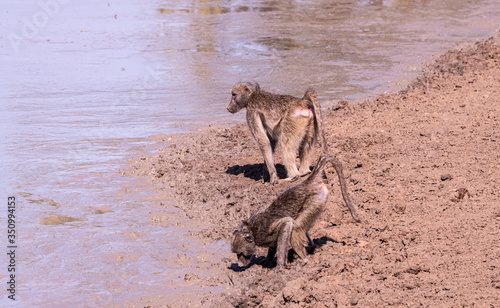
[244,233,254,243]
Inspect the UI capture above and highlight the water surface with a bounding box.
[1,0,499,305]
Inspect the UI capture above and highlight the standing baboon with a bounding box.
[227,82,328,184]
[231,153,361,270]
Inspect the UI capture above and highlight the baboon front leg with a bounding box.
[263,247,277,268]
[260,141,278,184]
[276,217,294,269]
[250,117,278,184]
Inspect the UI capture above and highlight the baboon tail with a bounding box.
[304,88,328,154]
[323,154,361,222]
[303,153,330,185]
[290,225,309,259]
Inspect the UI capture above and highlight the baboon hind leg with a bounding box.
[292,181,329,260]
[281,140,301,180]
[290,228,309,260]
[282,123,311,180]
[275,217,294,269]
[298,126,315,176]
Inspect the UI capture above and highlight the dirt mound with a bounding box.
[126,34,500,307]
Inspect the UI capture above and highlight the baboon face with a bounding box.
[226,84,252,114]
[231,229,256,267]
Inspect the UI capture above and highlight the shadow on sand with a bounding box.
[225,163,288,182]
[229,236,338,272]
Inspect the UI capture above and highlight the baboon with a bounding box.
[231,153,360,270]
[227,82,328,184]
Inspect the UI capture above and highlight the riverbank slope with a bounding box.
[127,34,499,307]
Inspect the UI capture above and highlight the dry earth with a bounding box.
[126,34,500,307]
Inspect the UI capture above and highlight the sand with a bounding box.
[126,34,499,307]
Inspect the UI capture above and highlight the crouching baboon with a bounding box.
[231,153,360,270]
[227,82,328,184]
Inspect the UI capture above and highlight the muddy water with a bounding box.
[1,0,499,305]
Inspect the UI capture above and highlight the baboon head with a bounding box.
[226,82,259,114]
[231,222,257,267]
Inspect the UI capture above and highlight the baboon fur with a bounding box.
[227,82,328,184]
[231,153,360,270]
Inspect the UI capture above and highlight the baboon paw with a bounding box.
[269,175,279,185]
[301,257,309,266]
[299,169,311,176]
[274,265,287,273]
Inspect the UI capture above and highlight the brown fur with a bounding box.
[231,153,361,270]
[227,82,328,184]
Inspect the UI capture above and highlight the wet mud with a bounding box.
[126,34,500,307]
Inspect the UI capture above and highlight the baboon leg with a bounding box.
[291,228,308,260]
[298,130,315,176]
[266,246,276,260]
[264,246,277,268]
[281,130,304,179]
[276,217,294,269]
[298,146,313,176]
[292,182,329,260]
[282,146,301,179]
[261,145,277,184]
[250,117,279,184]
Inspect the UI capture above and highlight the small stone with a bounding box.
[350,296,359,306]
[440,174,453,181]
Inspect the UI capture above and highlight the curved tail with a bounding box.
[303,88,328,153]
[306,154,361,222]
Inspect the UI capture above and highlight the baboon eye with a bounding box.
[244,233,254,242]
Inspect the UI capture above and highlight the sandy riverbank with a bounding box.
[126,34,499,307]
